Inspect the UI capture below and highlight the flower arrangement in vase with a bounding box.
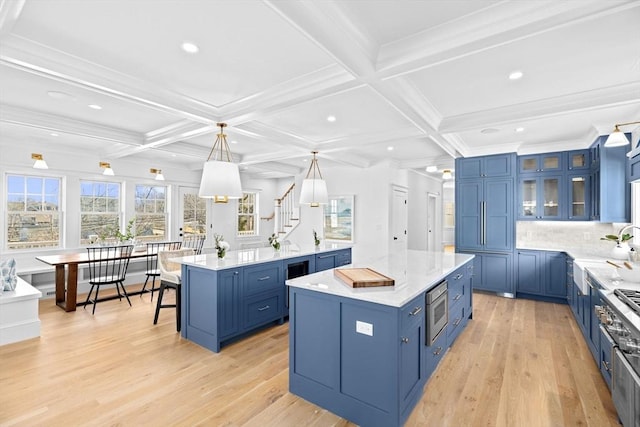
[269,233,281,251]
[214,233,230,259]
[313,229,320,247]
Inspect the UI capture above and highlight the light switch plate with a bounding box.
[356,320,373,336]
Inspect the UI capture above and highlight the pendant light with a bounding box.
[604,121,640,147]
[299,151,328,207]
[198,122,242,203]
[442,169,453,180]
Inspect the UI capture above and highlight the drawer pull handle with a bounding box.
[453,318,461,326]
[258,305,270,311]
[455,274,463,280]
[318,255,331,259]
[454,294,462,301]
[409,306,422,316]
[401,337,409,344]
[433,346,442,356]
[258,276,270,281]
[603,361,611,372]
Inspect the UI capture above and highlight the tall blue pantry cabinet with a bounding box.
[455,153,516,296]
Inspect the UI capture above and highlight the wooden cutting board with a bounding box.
[334,268,395,288]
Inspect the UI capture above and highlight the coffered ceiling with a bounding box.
[0,0,639,179]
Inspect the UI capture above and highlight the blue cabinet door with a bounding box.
[567,150,590,171]
[630,147,640,182]
[218,269,241,339]
[484,178,513,251]
[455,181,482,250]
[399,296,425,410]
[518,153,563,174]
[517,250,541,294]
[470,252,513,294]
[544,252,566,298]
[567,173,590,220]
[599,325,614,389]
[457,153,513,178]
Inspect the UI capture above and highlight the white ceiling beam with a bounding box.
[0,103,143,145]
[0,0,25,36]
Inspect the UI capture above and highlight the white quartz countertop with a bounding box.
[173,242,352,271]
[286,250,474,308]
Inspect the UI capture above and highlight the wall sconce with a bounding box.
[150,168,165,181]
[198,122,242,203]
[100,162,114,176]
[604,121,640,147]
[31,153,48,169]
[442,169,453,180]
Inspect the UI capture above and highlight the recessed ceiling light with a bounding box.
[481,128,500,134]
[230,140,238,144]
[515,127,525,132]
[327,115,336,122]
[47,91,75,100]
[181,41,199,54]
[509,70,524,80]
[426,166,438,173]
[50,132,59,137]
[387,146,394,151]
[88,104,102,110]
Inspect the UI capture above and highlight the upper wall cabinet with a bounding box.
[457,154,513,179]
[518,153,564,174]
[567,150,590,171]
[628,140,640,182]
[591,136,630,222]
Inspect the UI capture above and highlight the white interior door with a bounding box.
[178,186,208,242]
[391,187,408,252]
[427,193,437,251]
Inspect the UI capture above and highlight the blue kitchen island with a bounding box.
[176,243,351,352]
[286,250,474,427]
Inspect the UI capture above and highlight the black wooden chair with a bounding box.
[85,245,134,314]
[181,234,205,255]
[154,248,195,332]
[141,241,182,301]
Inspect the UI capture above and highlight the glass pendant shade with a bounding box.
[198,122,242,203]
[299,151,328,207]
[604,126,630,147]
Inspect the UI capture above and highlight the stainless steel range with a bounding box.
[596,288,640,427]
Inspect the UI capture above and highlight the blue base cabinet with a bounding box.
[289,260,473,427]
[516,250,566,302]
[463,251,513,295]
[182,248,351,353]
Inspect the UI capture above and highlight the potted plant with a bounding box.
[313,229,320,247]
[601,233,633,260]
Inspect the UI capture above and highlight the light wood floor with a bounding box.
[0,288,620,426]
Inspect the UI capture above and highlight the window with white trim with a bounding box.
[80,180,121,245]
[237,192,258,236]
[135,184,167,241]
[6,174,61,250]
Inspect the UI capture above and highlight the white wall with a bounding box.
[407,170,444,251]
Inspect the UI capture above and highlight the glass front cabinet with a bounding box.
[567,173,590,220]
[518,153,563,174]
[518,175,563,220]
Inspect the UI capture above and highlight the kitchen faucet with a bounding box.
[618,225,640,243]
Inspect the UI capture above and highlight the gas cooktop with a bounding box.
[614,288,640,317]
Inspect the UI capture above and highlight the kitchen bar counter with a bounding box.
[286,250,474,307]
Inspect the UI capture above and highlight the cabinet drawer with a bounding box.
[401,295,424,330]
[425,327,447,376]
[447,303,466,346]
[448,269,466,309]
[335,249,352,267]
[243,291,283,329]
[243,264,282,297]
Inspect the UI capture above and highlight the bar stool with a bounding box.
[154,248,195,331]
[141,241,182,301]
[181,234,205,255]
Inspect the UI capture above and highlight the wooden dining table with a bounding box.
[36,248,151,312]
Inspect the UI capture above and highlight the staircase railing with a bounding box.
[274,183,296,236]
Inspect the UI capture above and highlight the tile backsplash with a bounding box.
[516,221,634,257]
